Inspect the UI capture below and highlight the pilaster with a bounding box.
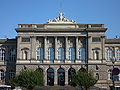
[54,69,58,85]
[76,36,79,60]
[44,37,47,60]
[31,36,36,60]
[65,37,68,60]
[65,69,68,85]
[55,37,58,60]
[17,36,21,60]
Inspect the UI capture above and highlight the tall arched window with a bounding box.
[116,49,120,60]
[68,68,76,85]
[0,70,4,81]
[68,48,75,60]
[78,48,85,61]
[37,48,44,60]
[47,68,54,86]
[0,49,5,61]
[58,48,64,60]
[106,49,112,61]
[48,48,54,61]
[108,69,112,80]
[9,48,16,61]
[58,68,65,86]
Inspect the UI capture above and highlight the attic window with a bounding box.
[22,37,30,42]
[92,37,101,42]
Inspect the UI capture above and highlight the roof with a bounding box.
[105,39,120,44]
[0,38,17,44]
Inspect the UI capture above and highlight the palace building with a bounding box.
[0,12,120,89]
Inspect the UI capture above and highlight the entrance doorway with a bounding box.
[47,68,54,86]
[68,68,76,86]
[58,68,65,86]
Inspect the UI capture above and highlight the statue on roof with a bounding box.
[46,11,77,24]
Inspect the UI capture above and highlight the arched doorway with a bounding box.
[47,68,54,86]
[68,68,76,86]
[58,68,65,86]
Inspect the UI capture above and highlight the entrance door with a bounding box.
[58,68,65,86]
[47,68,54,86]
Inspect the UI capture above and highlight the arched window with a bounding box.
[58,48,64,60]
[21,48,29,60]
[58,68,65,86]
[9,70,14,80]
[78,48,85,61]
[0,49,5,61]
[68,48,75,60]
[95,51,99,60]
[0,70,4,81]
[9,48,16,61]
[116,49,120,60]
[37,48,44,60]
[47,68,54,86]
[68,68,76,86]
[48,48,54,60]
[96,73,99,80]
[106,49,112,61]
[108,69,112,80]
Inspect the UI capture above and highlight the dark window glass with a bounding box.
[22,37,30,42]
[92,37,101,42]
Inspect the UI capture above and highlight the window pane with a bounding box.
[116,49,120,60]
[68,48,75,60]
[22,37,30,42]
[0,49,5,61]
[58,48,64,60]
[106,49,112,61]
[92,37,101,42]
[78,48,85,61]
[48,48,54,60]
[9,49,16,61]
[37,48,44,60]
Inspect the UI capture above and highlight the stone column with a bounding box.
[44,37,47,60]
[65,69,68,85]
[54,69,58,85]
[31,36,36,60]
[65,37,68,60]
[44,69,47,86]
[55,37,58,60]
[76,37,79,60]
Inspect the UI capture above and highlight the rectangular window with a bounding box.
[22,37,30,42]
[92,37,101,42]
[106,49,112,61]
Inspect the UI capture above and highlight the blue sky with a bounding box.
[0,0,120,38]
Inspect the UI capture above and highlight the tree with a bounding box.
[11,69,44,90]
[76,70,97,90]
[69,71,77,86]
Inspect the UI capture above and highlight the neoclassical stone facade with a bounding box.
[0,12,120,89]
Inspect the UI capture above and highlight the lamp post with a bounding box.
[111,57,116,90]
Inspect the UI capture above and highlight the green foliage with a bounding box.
[69,71,77,86]
[11,69,44,90]
[76,70,97,90]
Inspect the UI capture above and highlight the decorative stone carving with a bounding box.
[46,11,77,24]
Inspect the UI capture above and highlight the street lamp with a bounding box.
[111,57,116,90]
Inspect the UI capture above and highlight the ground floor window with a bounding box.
[68,68,76,85]
[58,68,65,86]
[47,68,54,86]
